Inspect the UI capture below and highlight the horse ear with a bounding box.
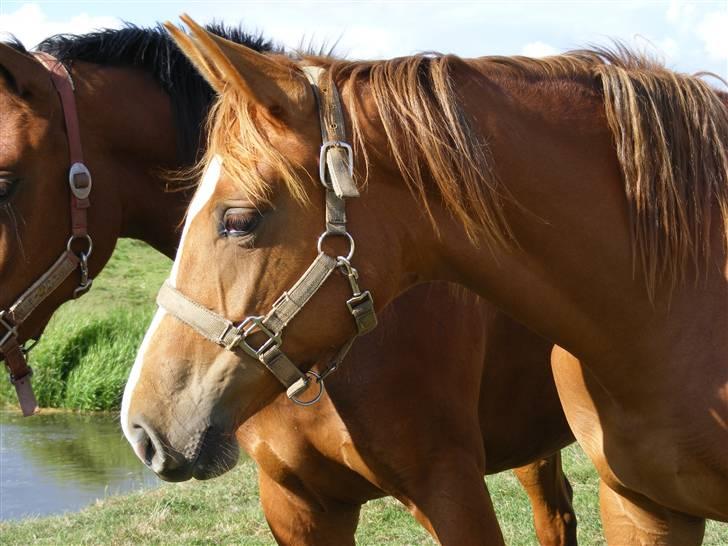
[0,42,51,99]
[164,22,229,93]
[168,15,313,123]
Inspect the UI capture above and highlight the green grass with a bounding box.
[0,239,170,410]
[1,445,725,545]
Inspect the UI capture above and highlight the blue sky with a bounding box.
[1,1,726,84]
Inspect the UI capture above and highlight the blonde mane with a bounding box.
[199,45,728,297]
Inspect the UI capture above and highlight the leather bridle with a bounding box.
[156,66,377,406]
[0,52,94,416]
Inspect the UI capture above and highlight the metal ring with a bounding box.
[317,231,354,261]
[67,234,93,257]
[290,371,325,407]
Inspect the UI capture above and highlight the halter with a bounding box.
[0,52,94,416]
[156,66,377,406]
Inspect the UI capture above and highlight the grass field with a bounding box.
[1,443,726,545]
[1,239,726,544]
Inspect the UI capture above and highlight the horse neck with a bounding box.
[368,63,727,377]
[74,62,190,258]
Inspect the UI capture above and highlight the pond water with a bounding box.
[0,410,159,520]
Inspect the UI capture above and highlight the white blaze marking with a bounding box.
[169,155,223,287]
[121,156,223,443]
[120,307,166,442]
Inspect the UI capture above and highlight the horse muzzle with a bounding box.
[127,417,239,482]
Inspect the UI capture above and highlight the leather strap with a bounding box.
[10,251,81,324]
[262,253,338,332]
[304,66,359,199]
[157,282,238,347]
[0,337,37,416]
[34,52,91,238]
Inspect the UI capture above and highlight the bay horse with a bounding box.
[0,27,576,545]
[127,16,728,545]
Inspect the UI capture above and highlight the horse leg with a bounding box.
[600,480,705,546]
[400,453,505,546]
[513,452,577,546]
[258,470,361,546]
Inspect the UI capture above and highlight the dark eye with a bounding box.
[0,174,16,202]
[220,208,262,238]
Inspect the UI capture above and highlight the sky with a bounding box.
[0,1,726,85]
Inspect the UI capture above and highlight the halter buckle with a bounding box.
[231,315,282,357]
[68,163,93,200]
[346,291,377,335]
[0,311,19,348]
[319,140,353,187]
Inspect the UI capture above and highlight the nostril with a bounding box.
[142,434,155,467]
[126,417,189,480]
[128,418,164,470]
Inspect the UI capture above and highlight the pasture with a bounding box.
[1,239,726,544]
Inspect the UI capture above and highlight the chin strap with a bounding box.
[156,65,377,407]
[0,52,94,416]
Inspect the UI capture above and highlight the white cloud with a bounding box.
[0,3,120,49]
[656,37,680,60]
[666,0,696,24]
[521,41,559,58]
[696,10,728,62]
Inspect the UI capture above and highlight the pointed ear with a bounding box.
[164,22,228,93]
[0,42,51,99]
[169,14,313,123]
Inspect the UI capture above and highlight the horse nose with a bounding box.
[127,417,179,476]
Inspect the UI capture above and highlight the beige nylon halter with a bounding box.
[156,66,377,406]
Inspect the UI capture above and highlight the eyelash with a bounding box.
[220,208,262,238]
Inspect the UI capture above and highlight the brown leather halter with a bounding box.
[0,52,93,416]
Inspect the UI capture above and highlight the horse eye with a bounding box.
[0,177,16,202]
[221,208,262,237]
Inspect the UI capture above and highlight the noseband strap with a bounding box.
[157,66,377,406]
[0,52,94,416]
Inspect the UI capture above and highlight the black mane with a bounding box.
[8,23,281,165]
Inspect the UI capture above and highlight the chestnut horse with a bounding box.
[0,28,576,544]
[128,17,728,545]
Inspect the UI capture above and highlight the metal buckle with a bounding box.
[68,162,92,200]
[0,311,18,348]
[66,235,93,298]
[336,257,361,294]
[232,316,282,357]
[346,291,377,335]
[319,140,353,187]
[289,371,325,406]
[73,251,93,298]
